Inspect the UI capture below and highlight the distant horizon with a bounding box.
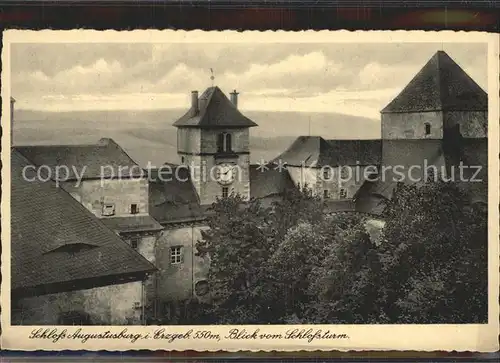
[13,107,380,120]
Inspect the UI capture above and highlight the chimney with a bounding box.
[10,97,15,144]
[230,90,239,108]
[191,91,199,115]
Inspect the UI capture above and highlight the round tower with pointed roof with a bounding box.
[173,86,258,205]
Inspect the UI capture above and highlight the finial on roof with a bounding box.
[210,68,215,87]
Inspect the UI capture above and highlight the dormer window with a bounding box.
[217,132,232,153]
[425,123,431,136]
[102,203,115,216]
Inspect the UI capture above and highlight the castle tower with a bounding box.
[173,87,258,205]
[380,51,488,185]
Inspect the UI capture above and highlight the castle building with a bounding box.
[14,138,164,316]
[147,50,488,320]
[148,87,286,320]
[11,149,156,325]
[356,50,488,213]
[271,136,381,211]
[173,87,258,204]
[11,50,488,323]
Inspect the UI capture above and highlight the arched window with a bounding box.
[217,132,232,153]
[424,123,431,136]
[225,133,232,152]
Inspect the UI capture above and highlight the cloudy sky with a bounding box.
[11,42,487,119]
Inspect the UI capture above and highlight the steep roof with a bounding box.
[173,86,258,128]
[14,138,143,180]
[249,164,296,199]
[149,162,299,223]
[11,150,156,298]
[148,165,207,224]
[272,136,381,167]
[382,51,487,113]
[100,215,164,234]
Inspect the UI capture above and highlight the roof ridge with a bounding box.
[14,143,103,148]
[111,140,141,167]
[435,51,445,111]
[198,85,218,120]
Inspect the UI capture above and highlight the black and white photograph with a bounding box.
[1,30,498,352]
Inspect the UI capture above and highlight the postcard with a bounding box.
[1,29,499,352]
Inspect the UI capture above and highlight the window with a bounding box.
[217,132,232,153]
[323,168,331,180]
[181,156,185,164]
[425,123,431,135]
[323,190,330,199]
[225,133,232,152]
[222,186,229,198]
[170,246,183,264]
[130,203,139,214]
[102,203,115,216]
[129,236,139,249]
[339,188,348,199]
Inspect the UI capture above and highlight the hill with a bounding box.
[13,109,380,167]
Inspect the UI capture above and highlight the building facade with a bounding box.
[11,150,156,325]
[15,139,164,318]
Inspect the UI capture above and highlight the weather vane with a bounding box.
[210,68,215,86]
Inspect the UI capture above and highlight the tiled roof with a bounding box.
[173,86,258,128]
[382,51,487,113]
[11,150,156,297]
[324,199,356,213]
[149,162,298,222]
[14,138,143,180]
[148,165,207,224]
[249,164,296,199]
[272,136,381,167]
[100,215,164,233]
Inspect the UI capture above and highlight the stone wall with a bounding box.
[200,128,250,154]
[177,127,201,155]
[154,225,210,303]
[287,165,370,200]
[444,111,487,138]
[178,128,252,206]
[12,281,144,325]
[382,111,443,139]
[62,178,149,218]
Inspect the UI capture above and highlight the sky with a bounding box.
[11,42,488,120]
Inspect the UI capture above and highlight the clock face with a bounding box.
[215,163,235,185]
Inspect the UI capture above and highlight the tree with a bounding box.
[195,187,326,324]
[196,194,275,323]
[379,181,488,323]
[305,218,387,324]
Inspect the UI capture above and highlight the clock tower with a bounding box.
[173,87,258,205]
